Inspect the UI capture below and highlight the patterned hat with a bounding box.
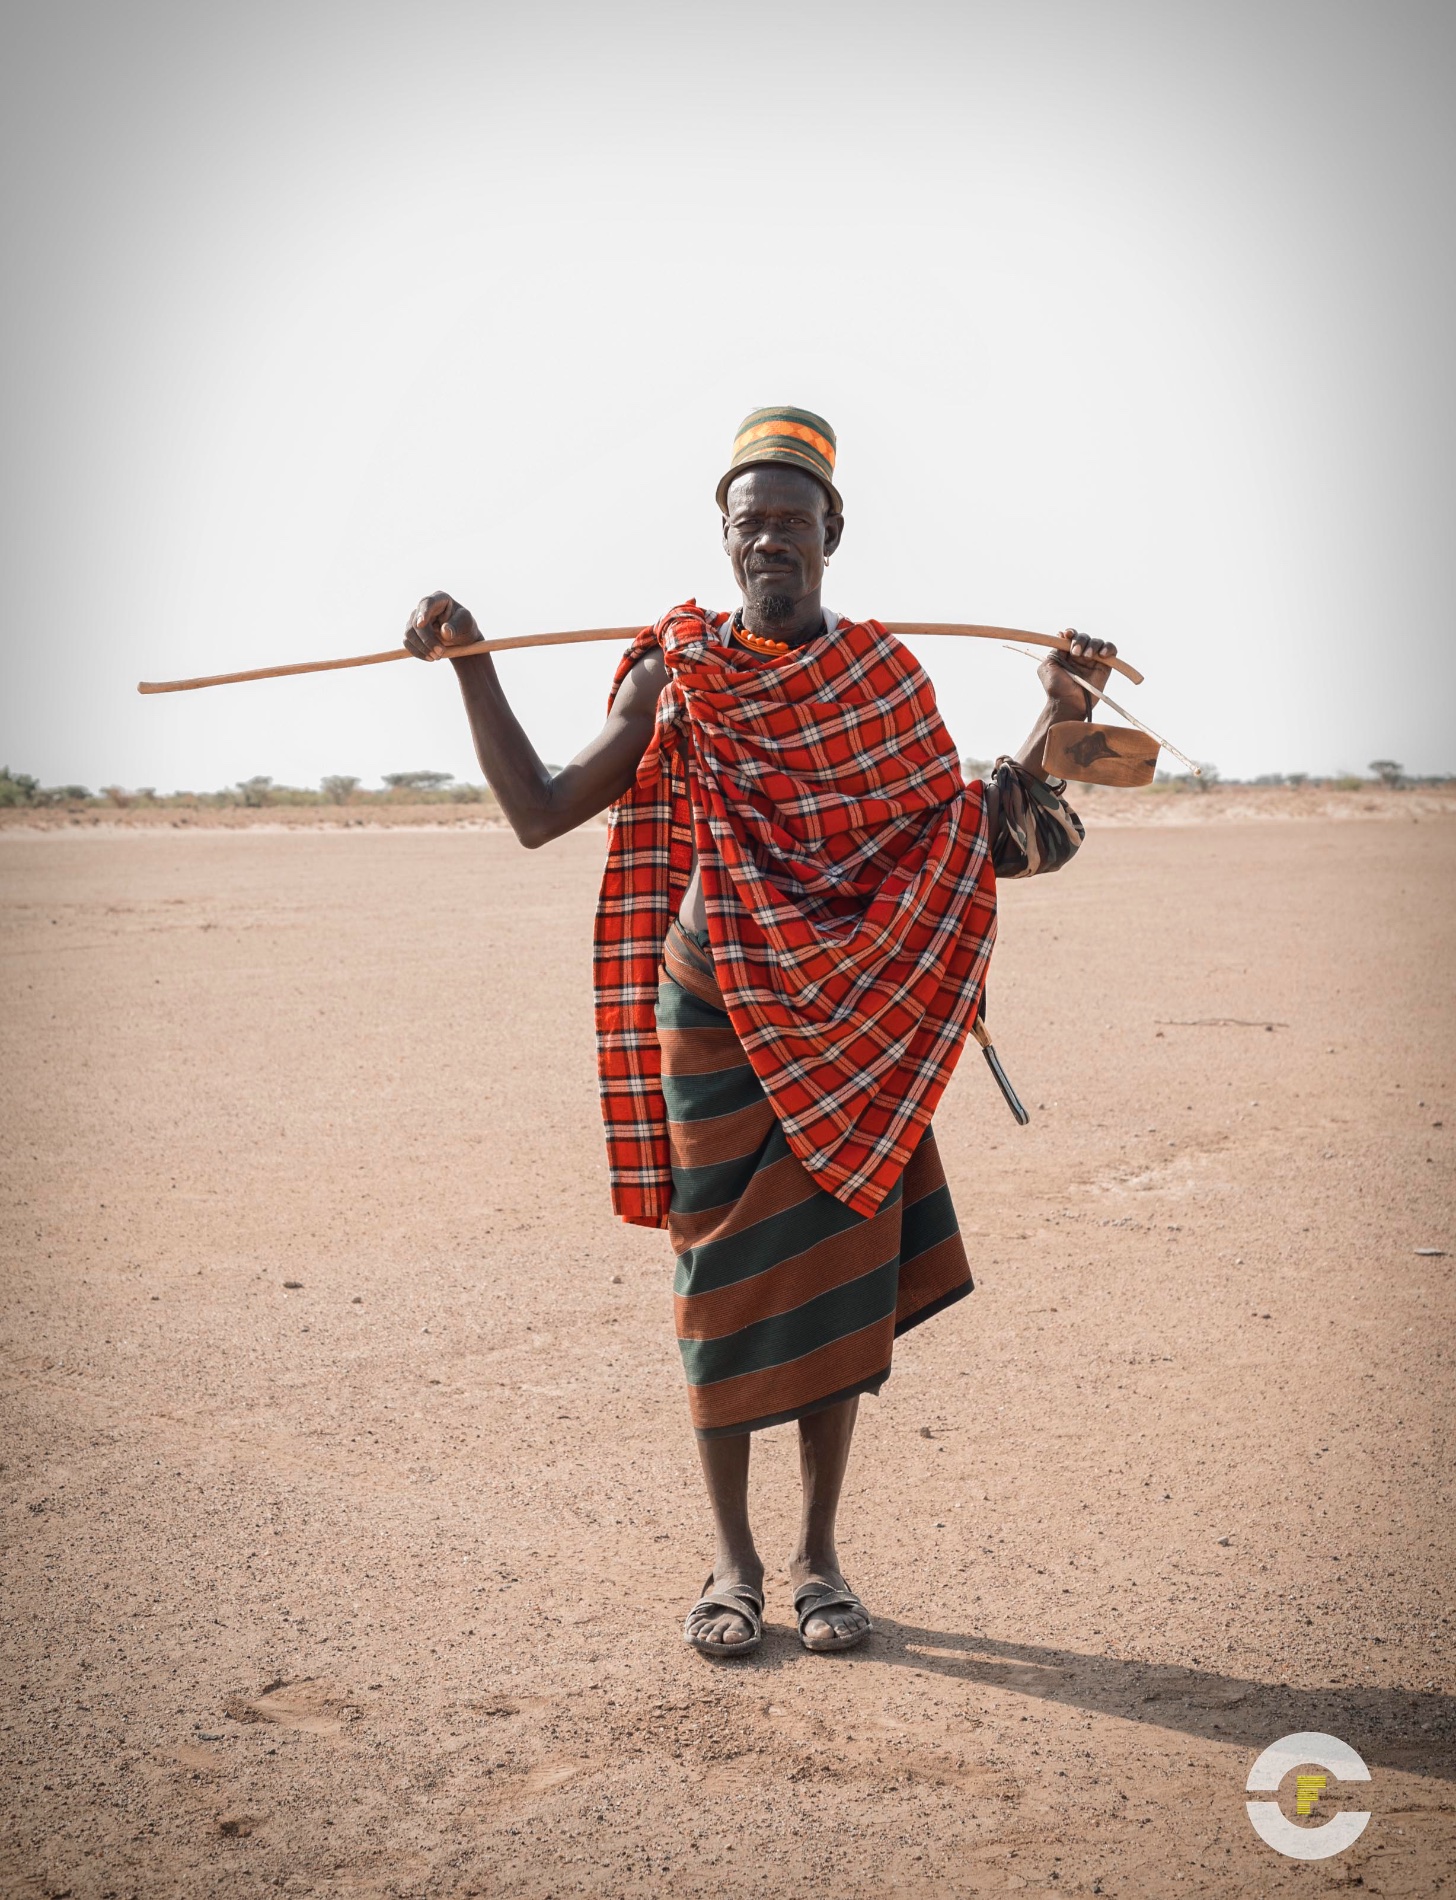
[715,406,842,515]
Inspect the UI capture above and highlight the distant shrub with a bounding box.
[1368,759,1404,788]
[449,782,485,802]
[321,775,360,804]
[1169,764,1219,793]
[0,767,41,806]
[383,770,453,793]
[237,776,274,807]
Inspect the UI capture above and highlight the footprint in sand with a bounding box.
[223,1676,362,1737]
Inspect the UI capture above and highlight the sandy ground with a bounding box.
[1,814,1452,1899]
[5,782,1456,834]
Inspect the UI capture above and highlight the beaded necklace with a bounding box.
[732,624,792,656]
[729,609,817,658]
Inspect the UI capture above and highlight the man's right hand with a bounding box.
[403,592,481,660]
[404,596,662,850]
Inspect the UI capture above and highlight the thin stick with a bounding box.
[885,625,1144,686]
[1003,642,1196,773]
[137,621,1145,695]
[136,626,641,694]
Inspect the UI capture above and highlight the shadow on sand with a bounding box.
[763,1616,1456,1781]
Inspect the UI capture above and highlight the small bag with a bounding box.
[1042,720,1160,787]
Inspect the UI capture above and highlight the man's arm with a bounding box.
[403,591,665,848]
[1010,631,1118,781]
[982,629,1117,837]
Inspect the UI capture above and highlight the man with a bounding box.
[403,407,1115,1658]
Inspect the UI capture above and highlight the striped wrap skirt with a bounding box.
[657,920,973,1436]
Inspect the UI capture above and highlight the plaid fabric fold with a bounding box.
[593,601,997,1229]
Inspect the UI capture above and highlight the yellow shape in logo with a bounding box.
[1295,1773,1327,1817]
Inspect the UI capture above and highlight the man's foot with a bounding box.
[789,1559,871,1652]
[683,1569,765,1658]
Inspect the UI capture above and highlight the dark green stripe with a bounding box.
[662,1061,765,1125]
[893,1278,972,1340]
[656,976,729,1032]
[738,406,836,448]
[900,1182,959,1266]
[695,1369,891,1440]
[680,1257,899,1386]
[669,1122,794,1217]
[675,1176,898,1296]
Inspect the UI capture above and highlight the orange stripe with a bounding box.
[894,1232,970,1327]
[902,1133,948,1200]
[661,942,724,1010]
[676,1198,900,1340]
[733,419,835,465]
[667,1097,776,1169]
[657,1024,746,1076]
[685,1321,892,1433]
[666,1150,819,1255]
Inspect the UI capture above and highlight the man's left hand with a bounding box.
[1039,629,1117,717]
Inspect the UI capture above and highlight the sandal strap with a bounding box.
[793,1580,866,1631]
[687,1581,764,1636]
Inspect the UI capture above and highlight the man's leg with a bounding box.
[789,1395,872,1646]
[688,1429,764,1648]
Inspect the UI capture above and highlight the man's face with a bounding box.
[722,466,844,628]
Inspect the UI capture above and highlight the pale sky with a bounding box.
[3,0,1453,791]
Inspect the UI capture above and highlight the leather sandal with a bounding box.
[793,1577,872,1653]
[683,1574,765,1658]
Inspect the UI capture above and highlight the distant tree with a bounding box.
[1369,759,1404,787]
[0,766,41,806]
[382,770,454,793]
[1177,763,1219,793]
[1251,773,1284,786]
[1285,772,1308,788]
[237,775,274,807]
[101,785,130,807]
[321,774,360,804]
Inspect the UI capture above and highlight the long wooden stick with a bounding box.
[137,621,1144,694]
[887,626,1143,686]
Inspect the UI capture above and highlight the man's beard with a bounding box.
[744,586,795,628]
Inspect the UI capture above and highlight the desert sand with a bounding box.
[2,812,1452,1898]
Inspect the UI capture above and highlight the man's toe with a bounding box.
[696,1608,751,1647]
[803,1603,868,1645]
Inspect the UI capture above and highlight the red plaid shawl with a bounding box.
[593,601,997,1229]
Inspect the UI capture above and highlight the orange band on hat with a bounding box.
[733,418,836,466]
